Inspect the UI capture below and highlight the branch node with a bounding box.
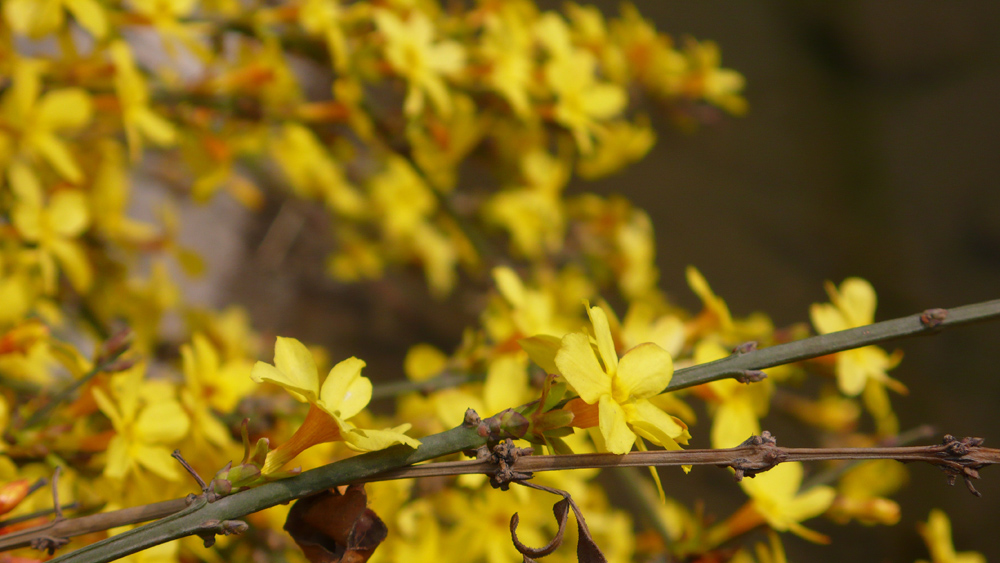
[920,308,948,328]
[729,431,784,481]
[485,438,534,490]
[195,519,248,548]
[463,408,481,428]
[935,435,990,497]
[732,341,758,355]
[735,369,767,384]
[30,535,69,555]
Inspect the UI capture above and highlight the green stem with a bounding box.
[666,300,1000,392]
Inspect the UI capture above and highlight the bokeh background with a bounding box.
[148,2,1000,560]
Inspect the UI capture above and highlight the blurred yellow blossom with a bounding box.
[9,167,92,292]
[109,41,177,160]
[3,0,107,38]
[375,9,466,117]
[92,364,191,483]
[810,278,904,396]
[916,509,985,563]
[729,462,835,544]
[0,59,92,183]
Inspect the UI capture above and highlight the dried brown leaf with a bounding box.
[284,484,387,563]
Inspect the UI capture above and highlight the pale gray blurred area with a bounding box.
[157,2,1000,560]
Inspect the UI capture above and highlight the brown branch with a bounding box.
[0,498,191,552]
[360,433,999,496]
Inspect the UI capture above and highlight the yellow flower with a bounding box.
[682,39,747,116]
[483,150,569,259]
[917,509,986,563]
[552,303,688,454]
[0,59,93,183]
[269,123,364,216]
[92,364,191,482]
[9,165,92,292]
[827,460,904,526]
[251,337,419,473]
[545,49,626,154]
[3,0,107,39]
[109,40,177,160]
[374,9,465,117]
[810,278,903,396]
[734,462,835,544]
[480,6,534,118]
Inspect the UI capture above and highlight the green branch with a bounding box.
[666,300,1000,391]
[45,299,1000,563]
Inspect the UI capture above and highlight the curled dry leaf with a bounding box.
[509,482,607,563]
[284,484,387,563]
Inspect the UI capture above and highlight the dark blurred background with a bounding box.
[165,2,1000,560]
[591,2,1000,560]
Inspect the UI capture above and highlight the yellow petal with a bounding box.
[3,0,61,37]
[103,436,129,479]
[834,278,876,327]
[836,351,870,396]
[134,444,183,481]
[783,486,837,523]
[483,355,528,414]
[318,357,370,419]
[598,394,635,454]
[48,190,90,236]
[31,132,83,183]
[343,425,421,452]
[8,160,43,205]
[711,399,759,449]
[133,106,177,146]
[586,304,619,374]
[493,266,525,307]
[48,238,93,292]
[615,342,672,400]
[742,461,803,503]
[92,387,124,431]
[251,336,319,402]
[64,0,108,38]
[36,88,92,130]
[580,83,626,120]
[626,399,688,447]
[518,334,562,375]
[404,343,447,382]
[135,401,190,444]
[809,303,847,335]
[555,332,610,404]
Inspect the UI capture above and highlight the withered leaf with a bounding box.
[284,484,387,563]
[509,482,607,563]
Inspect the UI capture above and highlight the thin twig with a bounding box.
[802,424,937,490]
[356,436,998,485]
